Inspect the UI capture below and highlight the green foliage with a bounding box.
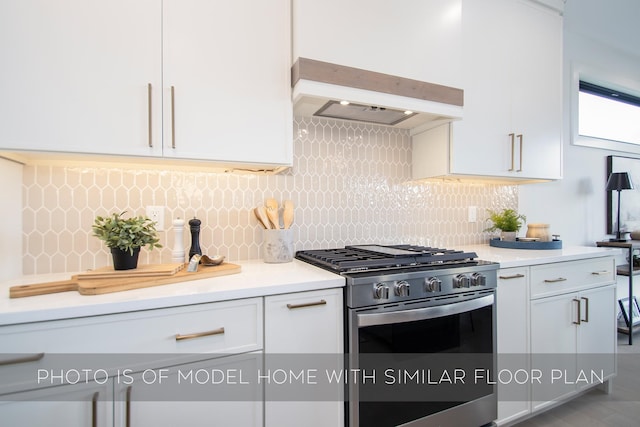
[92,212,162,255]
[485,209,526,233]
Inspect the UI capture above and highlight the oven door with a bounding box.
[348,292,496,427]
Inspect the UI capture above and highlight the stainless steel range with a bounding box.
[295,244,499,427]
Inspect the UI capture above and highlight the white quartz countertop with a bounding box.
[0,259,345,326]
[461,244,621,268]
[0,245,621,326]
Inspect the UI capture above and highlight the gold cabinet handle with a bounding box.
[286,300,327,310]
[147,83,153,148]
[517,134,523,172]
[581,296,589,322]
[499,273,525,280]
[125,385,132,427]
[591,270,610,275]
[544,277,567,283]
[508,133,515,171]
[573,298,581,325]
[175,327,225,341]
[92,391,99,427]
[0,352,44,366]
[170,85,176,149]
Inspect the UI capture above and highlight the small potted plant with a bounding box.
[92,211,162,270]
[485,208,526,241]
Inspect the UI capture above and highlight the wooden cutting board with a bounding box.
[9,263,241,298]
[76,263,185,279]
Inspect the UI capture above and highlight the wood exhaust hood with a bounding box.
[291,58,464,131]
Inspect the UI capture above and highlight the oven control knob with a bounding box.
[470,272,487,287]
[453,274,470,288]
[394,280,411,297]
[424,277,442,292]
[373,283,390,299]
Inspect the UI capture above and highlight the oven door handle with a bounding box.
[356,294,494,328]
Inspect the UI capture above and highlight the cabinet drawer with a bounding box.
[530,258,615,298]
[0,298,262,392]
[265,288,343,354]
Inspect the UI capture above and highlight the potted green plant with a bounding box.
[485,208,526,241]
[92,211,162,270]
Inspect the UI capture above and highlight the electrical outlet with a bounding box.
[468,206,477,223]
[146,206,165,231]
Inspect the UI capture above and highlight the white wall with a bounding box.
[519,0,640,245]
[0,157,23,281]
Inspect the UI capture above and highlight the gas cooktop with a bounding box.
[295,244,479,274]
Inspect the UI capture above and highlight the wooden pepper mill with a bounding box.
[188,217,202,260]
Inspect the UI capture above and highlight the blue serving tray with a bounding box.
[489,237,562,250]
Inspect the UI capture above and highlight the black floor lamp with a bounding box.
[607,171,634,242]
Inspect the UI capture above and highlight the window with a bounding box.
[578,80,640,146]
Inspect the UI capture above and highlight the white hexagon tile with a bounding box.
[22,116,518,274]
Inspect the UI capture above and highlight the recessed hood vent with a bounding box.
[315,101,416,126]
[292,58,464,130]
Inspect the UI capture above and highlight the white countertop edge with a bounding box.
[0,259,345,326]
[461,244,621,268]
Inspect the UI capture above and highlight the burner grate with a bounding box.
[295,244,478,273]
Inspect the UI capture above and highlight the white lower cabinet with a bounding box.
[530,284,616,411]
[0,288,346,427]
[264,288,344,427]
[0,298,264,427]
[496,256,616,425]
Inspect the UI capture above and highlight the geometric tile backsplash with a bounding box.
[22,116,518,274]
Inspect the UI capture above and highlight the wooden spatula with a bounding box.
[265,198,280,229]
[283,200,294,229]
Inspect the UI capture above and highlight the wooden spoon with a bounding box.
[254,206,271,229]
[283,200,294,229]
[265,198,280,229]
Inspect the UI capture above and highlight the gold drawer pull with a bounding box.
[286,300,327,310]
[0,352,45,366]
[92,391,99,427]
[125,385,132,427]
[499,274,525,280]
[581,297,589,323]
[175,327,225,341]
[544,277,567,283]
[591,270,610,275]
[508,133,515,171]
[147,83,153,148]
[573,298,581,325]
[170,85,176,149]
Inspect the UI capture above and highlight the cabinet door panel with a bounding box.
[115,355,262,427]
[451,0,510,177]
[163,0,292,165]
[449,0,562,180]
[510,0,563,180]
[0,0,162,156]
[0,381,112,427]
[577,285,616,388]
[496,268,531,424]
[530,294,577,411]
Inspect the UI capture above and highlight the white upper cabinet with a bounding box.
[292,0,462,89]
[0,0,292,168]
[412,0,563,182]
[163,0,292,166]
[0,0,162,157]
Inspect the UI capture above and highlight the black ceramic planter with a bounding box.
[111,247,140,270]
